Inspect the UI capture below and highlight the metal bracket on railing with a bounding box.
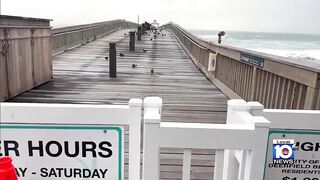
[1,29,10,56]
[1,28,11,98]
[30,29,36,46]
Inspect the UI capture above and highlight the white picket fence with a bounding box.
[142,97,320,180]
[143,97,270,180]
[2,97,320,180]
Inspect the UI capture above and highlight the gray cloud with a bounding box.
[2,0,320,34]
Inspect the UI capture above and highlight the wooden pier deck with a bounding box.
[10,29,228,179]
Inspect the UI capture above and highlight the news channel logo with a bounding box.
[273,139,295,164]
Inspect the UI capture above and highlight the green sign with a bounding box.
[264,130,320,180]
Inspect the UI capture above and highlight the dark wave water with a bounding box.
[190,30,320,61]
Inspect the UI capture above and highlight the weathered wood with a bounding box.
[10,29,228,180]
[165,22,320,110]
[51,20,139,55]
[305,86,319,109]
[317,89,320,109]
[32,29,52,86]
[0,16,52,101]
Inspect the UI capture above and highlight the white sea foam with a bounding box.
[191,30,320,61]
[250,48,320,60]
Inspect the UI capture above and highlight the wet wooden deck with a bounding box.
[10,29,228,179]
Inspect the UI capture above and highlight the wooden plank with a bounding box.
[12,29,32,94]
[280,78,288,109]
[266,74,275,108]
[291,82,300,109]
[317,89,320,109]
[245,65,252,100]
[304,86,318,110]
[257,69,264,102]
[261,71,269,106]
[298,85,307,109]
[234,59,240,94]
[285,80,294,108]
[253,68,260,101]
[33,29,52,86]
[275,76,282,109]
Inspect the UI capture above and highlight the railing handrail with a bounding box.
[143,97,271,180]
[165,22,320,73]
[51,19,139,55]
[164,22,320,109]
[52,19,123,35]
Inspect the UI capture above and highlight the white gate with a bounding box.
[2,97,320,180]
[143,97,270,180]
[0,99,142,180]
[142,98,320,180]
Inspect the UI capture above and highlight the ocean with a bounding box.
[190,30,320,61]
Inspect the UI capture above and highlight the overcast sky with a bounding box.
[2,0,320,34]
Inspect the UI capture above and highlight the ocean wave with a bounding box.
[196,33,320,61]
[248,48,320,61]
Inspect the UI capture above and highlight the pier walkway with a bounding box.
[11,29,227,124]
[10,29,228,179]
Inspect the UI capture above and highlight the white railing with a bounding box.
[142,97,271,180]
[0,99,142,180]
[248,102,320,180]
[248,101,320,130]
[2,97,320,180]
[142,97,320,180]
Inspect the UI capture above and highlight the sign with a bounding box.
[264,130,320,180]
[0,124,123,180]
[240,52,264,68]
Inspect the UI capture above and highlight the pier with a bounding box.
[10,26,227,180]
[10,28,228,124]
[1,15,320,179]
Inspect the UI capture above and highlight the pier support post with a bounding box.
[129,31,135,51]
[109,42,117,78]
[137,26,142,41]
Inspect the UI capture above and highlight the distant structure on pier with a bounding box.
[151,20,159,27]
